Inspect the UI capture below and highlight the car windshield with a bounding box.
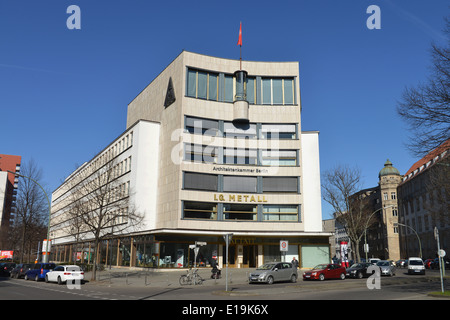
[349,263,363,268]
[377,261,390,266]
[256,264,275,270]
[409,260,423,265]
[313,264,328,270]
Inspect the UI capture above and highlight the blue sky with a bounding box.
[1,1,448,219]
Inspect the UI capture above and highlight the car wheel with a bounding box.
[290,274,297,283]
[266,276,274,284]
[35,275,39,282]
[340,273,345,280]
[319,273,325,281]
[357,271,363,279]
[57,276,63,285]
[24,274,29,281]
[45,275,49,283]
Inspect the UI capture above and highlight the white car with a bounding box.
[45,265,84,285]
[407,257,425,275]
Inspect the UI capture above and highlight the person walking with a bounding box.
[291,257,299,269]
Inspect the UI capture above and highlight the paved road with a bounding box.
[0,268,448,301]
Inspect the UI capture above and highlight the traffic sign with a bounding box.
[280,240,289,252]
[438,249,446,258]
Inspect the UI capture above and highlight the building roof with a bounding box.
[401,139,450,183]
[379,159,400,178]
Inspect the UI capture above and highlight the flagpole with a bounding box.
[240,44,242,70]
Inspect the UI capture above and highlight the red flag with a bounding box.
[237,22,242,46]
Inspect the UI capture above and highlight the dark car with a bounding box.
[346,262,373,279]
[0,262,16,276]
[303,264,346,281]
[10,263,33,279]
[432,257,450,270]
[24,263,56,281]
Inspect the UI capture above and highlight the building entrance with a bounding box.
[243,245,257,268]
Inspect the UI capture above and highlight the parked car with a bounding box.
[424,259,434,269]
[395,259,407,268]
[376,260,396,276]
[407,257,425,275]
[45,265,84,285]
[249,262,297,284]
[0,262,16,276]
[346,262,373,279]
[24,263,56,281]
[303,264,346,281]
[10,263,33,279]
[431,257,450,270]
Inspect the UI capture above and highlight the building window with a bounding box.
[261,150,297,166]
[223,148,258,165]
[223,204,257,221]
[186,69,219,101]
[185,116,219,136]
[263,205,298,221]
[392,208,398,217]
[263,177,299,193]
[383,192,388,200]
[224,121,257,139]
[246,77,256,104]
[224,74,234,102]
[223,176,257,193]
[183,201,217,220]
[261,78,295,105]
[391,192,396,200]
[260,124,296,139]
[184,172,218,191]
[184,144,218,164]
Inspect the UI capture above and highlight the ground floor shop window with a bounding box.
[133,236,158,268]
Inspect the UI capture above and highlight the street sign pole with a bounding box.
[434,227,445,293]
[223,233,233,292]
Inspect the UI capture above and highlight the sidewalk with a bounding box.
[84,267,257,288]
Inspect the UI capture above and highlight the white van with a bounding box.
[407,257,425,275]
[369,258,381,265]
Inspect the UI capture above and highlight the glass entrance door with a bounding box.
[243,245,257,268]
[223,245,237,267]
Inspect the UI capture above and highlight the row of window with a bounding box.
[185,116,297,140]
[183,172,299,193]
[186,68,296,105]
[183,201,300,222]
[184,144,298,166]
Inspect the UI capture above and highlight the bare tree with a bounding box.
[322,165,377,263]
[10,159,48,263]
[397,17,450,157]
[64,157,143,281]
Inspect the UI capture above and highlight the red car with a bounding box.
[424,259,434,269]
[303,264,346,281]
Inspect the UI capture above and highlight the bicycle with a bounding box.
[179,268,204,285]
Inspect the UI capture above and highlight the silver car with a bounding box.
[376,260,396,276]
[249,262,298,284]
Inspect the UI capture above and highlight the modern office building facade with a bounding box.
[50,51,330,269]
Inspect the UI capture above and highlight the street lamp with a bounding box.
[395,222,422,259]
[364,205,395,262]
[7,170,52,263]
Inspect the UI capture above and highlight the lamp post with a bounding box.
[395,222,422,259]
[7,170,52,263]
[364,205,395,262]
